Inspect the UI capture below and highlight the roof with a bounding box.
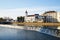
[27,15,35,17]
[41,11,57,16]
[26,14,44,17]
[44,11,57,14]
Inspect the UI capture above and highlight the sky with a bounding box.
[0,0,60,19]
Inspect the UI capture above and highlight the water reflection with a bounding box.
[0,26,59,40]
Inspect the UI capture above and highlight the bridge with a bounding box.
[13,22,60,26]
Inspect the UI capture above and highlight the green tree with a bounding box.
[0,17,4,22]
[17,16,24,22]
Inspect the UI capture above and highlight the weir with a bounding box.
[13,22,60,37]
[0,22,59,37]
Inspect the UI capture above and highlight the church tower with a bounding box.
[25,10,28,16]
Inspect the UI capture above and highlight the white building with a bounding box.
[3,17,14,22]
[43,11,57,22]
[43,11,60,23]
[57,12,60,22]
[25,15,35,22]
[25,11,44,22]
[40,11,60,37]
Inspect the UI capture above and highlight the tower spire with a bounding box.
[25,10,28,16]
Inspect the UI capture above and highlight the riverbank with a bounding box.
[0,24,24,29]
[0,24,60,38]
[0,24,39,31]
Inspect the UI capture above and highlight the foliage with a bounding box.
[17,16,24,22]
[0,17,5,22]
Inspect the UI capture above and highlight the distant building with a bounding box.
[37,15,44,22]
[57,12,60,22]
[43,11,57,22]
[40,11,60,37]
[25,14,35,22]
[3,17,14,22]
[25,10,44,22]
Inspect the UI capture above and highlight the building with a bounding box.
[25,14,35,22]
[3,17,14,22]
[57,12,60,22]
[42,11,60,23]
[25,10,44,22]
[40,11,60,37]
[37,15,44,22]
[43,11,57,22]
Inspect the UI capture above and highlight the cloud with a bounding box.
[0,6,60,19]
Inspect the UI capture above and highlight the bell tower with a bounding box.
[25,10,28,16]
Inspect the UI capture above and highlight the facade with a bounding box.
[25,11,44,22]
[43,11,57,22]
[43,11,60,23]
[40,11,60,37]
[25,15,35,22]
[57,12,60,22]
[37,15,44,22]
[3,17,14,22]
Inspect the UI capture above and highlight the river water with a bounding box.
[0,26,60,40]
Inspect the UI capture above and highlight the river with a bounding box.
[0,26,59,40]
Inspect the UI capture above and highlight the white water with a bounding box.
[0,24,24,29]
[0,24,60,38]
[0,24,40,31]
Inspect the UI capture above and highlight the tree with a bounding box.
[17,16,24,22]
[0,17,4,22]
